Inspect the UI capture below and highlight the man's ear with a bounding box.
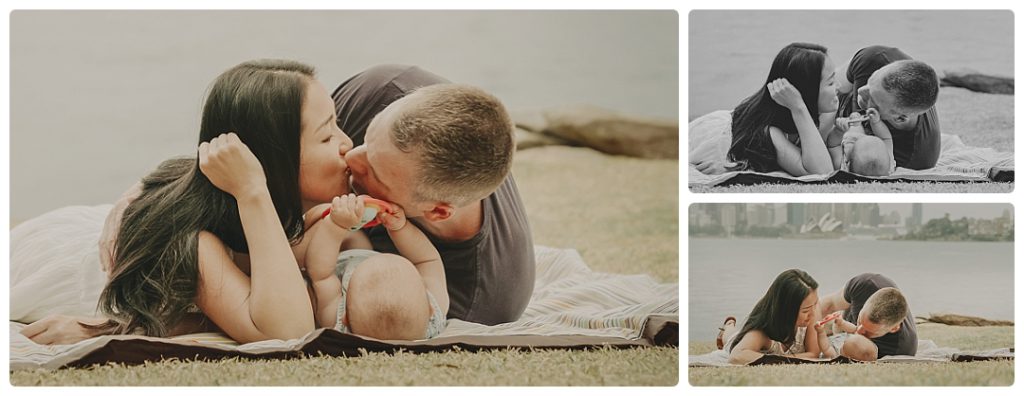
[889,322,902,334]
[423,203,454,222]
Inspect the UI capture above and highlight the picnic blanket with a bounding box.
[9,206,678,370]
[688,110,1014,187]
[688,339,1013,367]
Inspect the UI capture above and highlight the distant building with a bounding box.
[747,204,774,227]
[774,203,788,226]
[907,203,924,229]
[787,203,805,226]
[883,210,902,226]
[800,212,843,233]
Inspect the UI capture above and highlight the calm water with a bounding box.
[10,11,678,224]
[689,10,1013,119]
[689,238,1014,341]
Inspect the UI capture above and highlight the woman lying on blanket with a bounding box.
[721,42,894,177]
[717,269,839,364]
[16,59,447,345]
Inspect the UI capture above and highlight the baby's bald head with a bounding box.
[346,254,431,340]
[849,135,892,176]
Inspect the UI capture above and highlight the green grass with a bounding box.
[11,346,680,386]
[10,145,681,386]
[691,87,1014,193]
[688,323,1014,386]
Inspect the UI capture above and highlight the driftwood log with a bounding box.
[941,69,1014,95]
[917,313,1014,326]
[511,105,678,159]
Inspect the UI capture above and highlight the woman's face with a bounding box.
[817,56,839,113]
[298,79,354,210]
[796,289,819,328]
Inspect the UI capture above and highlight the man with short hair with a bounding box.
[332,65,535,325]
[836,45,942,170]
[819,273,917,358]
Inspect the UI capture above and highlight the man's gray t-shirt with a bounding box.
[842,273,917,357]
[331,64,535,325]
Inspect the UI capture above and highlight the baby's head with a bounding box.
[846,135,892,176]
[346,254,431,340]
[841,333,878,361]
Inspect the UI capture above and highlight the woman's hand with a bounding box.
[198,133,267,200]
[20,315,109,345]
[767,78,806,112]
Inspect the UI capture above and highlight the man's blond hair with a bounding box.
[865,287,909,327]
[390,84,515,207]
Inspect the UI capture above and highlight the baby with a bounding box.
[298,194,449,340]
[835,110,896,176]
[820,312,879,361]
[835,333,879,362]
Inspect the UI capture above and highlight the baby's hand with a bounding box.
[834,116,852,133]
[865,108,892,139]
[377,202,407,231]
[328,194,365,231]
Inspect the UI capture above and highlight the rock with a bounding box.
[509,109,548,133]
[542,105,678,159]
[919,313,1014,326]
[514,127,573,150]
[941,69,1014,95]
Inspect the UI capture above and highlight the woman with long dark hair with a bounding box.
[718,269,835,364]
[13,59,356,343]
[727,42,844,176]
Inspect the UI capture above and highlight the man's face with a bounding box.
[860,66,922,130]
[855,307,899,339]
[343,102,422,216]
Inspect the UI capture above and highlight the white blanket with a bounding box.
[688,339,1013,366]
[10,205,678,370]
[688,110,1014,186]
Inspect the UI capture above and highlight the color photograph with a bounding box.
[688,203,1014,386]
[8,10,679,386]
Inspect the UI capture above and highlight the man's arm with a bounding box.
[818,290,851,318]
[836,61,855,95]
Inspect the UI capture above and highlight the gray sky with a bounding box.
[877,203,1011,221]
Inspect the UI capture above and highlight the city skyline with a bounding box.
[690,203,1013,230]
[877,203,1012,222]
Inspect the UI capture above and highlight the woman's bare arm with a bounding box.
[99,182,143,275]
[195,133,314,342]
[728,329,769,365]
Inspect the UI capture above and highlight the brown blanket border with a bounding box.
[63,314,678,369]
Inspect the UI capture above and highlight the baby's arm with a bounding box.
[834,316,858,333]
[377,206,449,316]
[827,115,853,170]
[814,322,838,359]
[866,108,896,171]
[305,195,364,328]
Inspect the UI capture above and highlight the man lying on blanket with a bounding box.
[836,45,941,170]
[818,273,918,361]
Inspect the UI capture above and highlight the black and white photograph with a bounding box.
[688,10,1013,192]
[688,203,1014,385]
